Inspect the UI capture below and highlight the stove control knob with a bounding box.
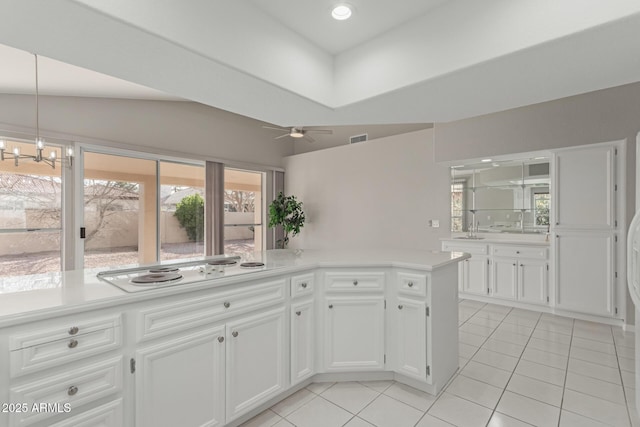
[223,301,230,309]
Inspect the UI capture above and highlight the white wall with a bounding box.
[283,129,450,251]
[0,94,292,168]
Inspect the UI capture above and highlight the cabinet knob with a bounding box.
[301,282,307,288]
[353,280,358,286]
[328,304,334,309]
[398,305,404,310]
[520,264,524,267]
[223,301,230,308]
[516,251,520,254]
[67,386,78,396]
[296,311,302,316]
[217,336,224,343]
[232,331,239,338]
[68,339,78,349]
[68,326,79,335]
[513,263,516,266]
[408,282,414,288]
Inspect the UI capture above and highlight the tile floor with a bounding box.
[241,300,639,427]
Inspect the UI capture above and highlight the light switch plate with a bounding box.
[432,220,440,228]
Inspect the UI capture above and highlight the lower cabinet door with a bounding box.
[492,258,517,300]
[324,296,385,371]
[518,260,548,305]
[394,297,427,380]
[226,307,287,421]
[291,299,314,385]
[462,257,489,295]
[135,326,226,427]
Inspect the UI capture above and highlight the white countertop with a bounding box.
[442,235,551,246]
[0,249,469,327]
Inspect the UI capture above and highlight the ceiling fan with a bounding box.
[262,126,333,143]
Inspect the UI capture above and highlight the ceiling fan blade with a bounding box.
[306,129,333,135]
[273,133,290,140]
[262,125,290,132]
[303,135,315,143]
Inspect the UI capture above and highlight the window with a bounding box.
[0,139,64,278]
[224,168,264,255]
[534,191,550,226]
[83,151,205,269]
[450,180,466,232]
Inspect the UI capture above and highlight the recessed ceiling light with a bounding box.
[332,4,352,20]
[481,158,492,163]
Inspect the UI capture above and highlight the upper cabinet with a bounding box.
[554,145,616,230]
[451,158,551,234]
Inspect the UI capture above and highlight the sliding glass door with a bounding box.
[224,168,264,255]
[82,150,205,269]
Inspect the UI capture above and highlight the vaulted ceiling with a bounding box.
[1,0,639,127]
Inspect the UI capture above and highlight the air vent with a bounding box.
[349,134,368,144]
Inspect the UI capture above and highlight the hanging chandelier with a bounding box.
[0,54,73,169]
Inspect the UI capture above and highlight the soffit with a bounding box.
[0,1,639,127]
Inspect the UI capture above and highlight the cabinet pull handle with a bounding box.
[218,336,224,343]
[408,282,414,288]
[223,301,230,308]
[353,280,358,286]
[296,311,302,316]
[328,304,334,309]
[232,331,239,338]
[67,386,78,396]
[68,339,78,349]
[301,282,307,288]
[398,305,404,310]
[68,326,79,335]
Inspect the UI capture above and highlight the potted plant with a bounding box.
[268,192,305,248]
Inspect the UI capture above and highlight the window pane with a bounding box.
[0,139,63,278]
[83,152,156,269]
[224,169,263,255]
[160,161,205,261]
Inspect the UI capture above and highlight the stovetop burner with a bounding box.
[148,266,181,273]
[208,259,238,266]
[240,262,265,268]
[131,273,183,284]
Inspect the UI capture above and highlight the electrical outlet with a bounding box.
[432,220,440,228]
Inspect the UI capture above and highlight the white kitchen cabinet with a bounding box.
[441,241,489,296]
[290,299,314,385]
[323,296,385,371]
[461,257,489,296]
[135,326,226,427]
[491,258,518,300]
[556,232,615,317]
[226,307,287,422]
[554,144,616,230]
[490,245,548,305]
[518,260,548,305]
[394,297,427,380]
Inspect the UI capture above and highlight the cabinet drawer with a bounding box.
[442,241,488,255]
[291,273,314,299]
[396,272,428,297]
[9,357,122,427]
[49,398,123,427]
[137,279,286,342]
[10,316,122,377]
[324,271,385,292]
[491,245,548,259]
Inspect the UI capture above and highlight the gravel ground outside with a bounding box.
[0,240,255,277]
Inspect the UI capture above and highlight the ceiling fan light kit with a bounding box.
[262,125,333,143]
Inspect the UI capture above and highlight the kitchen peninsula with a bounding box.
[0,249,467,427]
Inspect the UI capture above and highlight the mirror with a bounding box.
[451,158,550,234]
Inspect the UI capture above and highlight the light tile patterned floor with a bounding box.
[241,300,639,427]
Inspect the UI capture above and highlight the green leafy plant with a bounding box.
[174,193,204,241]
[268,192,305,248]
